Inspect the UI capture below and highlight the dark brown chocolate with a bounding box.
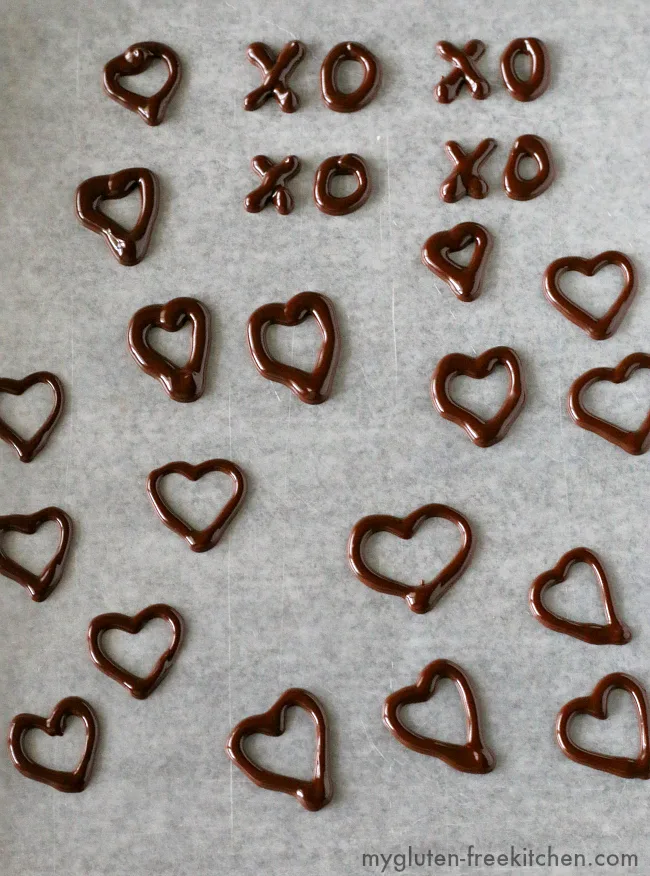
[544,251,636,341]
[503,134,554,200]
[75,167,159,266]
[128,297,210,403]
[383,660,495,773]
[440,139,497,203]
[247,291,340,404]
[147,459,246,552]
[434,40,490,103]
[313,154,371,216]
[226,688,332,811]
[556,673,650,779]
[431,346,526,447]
[103,42,181,126]
[421,222,492,302]
[245,155,300,215]
[8,697,98,792]
[320,41,381,112]
[0,371,64,463]
[500,38,550,102]
[529,547,631,645]
[0,507,72,602]
[88,603,184,699]
[347,503,473,614]
[244,41,305,113]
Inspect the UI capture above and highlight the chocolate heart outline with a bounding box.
[347,503,473,614]
[75,167,159,266]
[544,252,637,341]
[247,291,340,405]
[431,346,526,447]
[555,672,650,779]
[8,696,98,792]
[503,134,555,201]
[567,352,650,455]
[0,506,72,602]
[128,297,211,403]
[383,659,495,774]
[103,41,182,126]
[146,459,247,553]
[226,687,332,811]
[88,603,184,699]
[421,222,492,302]
[0,371,64,463]
[529,547,631,645]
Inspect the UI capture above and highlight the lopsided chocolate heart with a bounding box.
[421,222,492,302]
[146,459,246,552]
[103,41,182,126]
[8,696,98,792]
[431,346,526,447]
[0,371,64,463]
[347,503,473,613]
[128,297,211,403]
[226,688,332,811]
[383,659,495,773]
[88,603,184,699]
[247,291,340,404]
[556,672,650,779]
[0,507,72,602]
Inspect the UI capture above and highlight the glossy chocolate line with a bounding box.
[0,507,72,602]
[421,222,492,302]
[245,155,300,214]
[320,42,381,112]
[435,40,490,103]
[244,41,305,112]
[0,371,64,463]
[313,154,371,216]
[440,139,497,203]
[103,42,182,126]
[500,38,550,102]
[503,134,555,201]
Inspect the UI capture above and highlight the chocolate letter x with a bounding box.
[440,139,497,202]
[245,156,301,215]
[435,40,490,103]
[244,41,306,113]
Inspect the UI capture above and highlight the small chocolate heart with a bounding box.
[0,371,64,463]
[0,507,72,602]
[421,222,492,301]
[8,696,98,792]
[383,659,495,773]
[226,688,332,811]
[103,41,182,126]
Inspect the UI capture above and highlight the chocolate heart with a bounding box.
[128,297,210,403]
[529,547,631,645]
[421,222,492,301]
[226,688,332,811]
[347,503,473,613]
[0,507,72,602]
[567,352,650,455]
[0,371,64,463]
[431,346,526,447]
[544,252,637,340]
[75,167,159,266]
[247,292,340,405]
[8,696,98,792]
[88,604,184,699]
[146,459,246,553]
[103,42,182,126]
[555,672,650,779]
[383,659,495,773]
[503,134,555,200]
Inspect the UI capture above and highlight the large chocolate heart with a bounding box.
[88,603,184,699]
[146,459,246,552]
[347,503,473,613]
[529,547,631,645]
[567,352,650,455]
[0,506,72,602]
[128,297,210,403]
[103,41,182,126]
[383,659,495,773]
[431,346,526,447]
[555,672,650,779]
[0,371,64,463]
[226,688,332,811]
[8,696,98,792]
[247,292,340,405]
[544,251,637,340]
[75,167,159,266]
[421,222,492,302]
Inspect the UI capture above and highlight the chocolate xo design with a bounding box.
[247,291,340,405]
[226,688,332,811]
[245,155,301,215]
[503,135,555,201]
[313,154,371,216]
[75,167,159,266]
[244,41,305,113]
[88,604,184,699]
[0,507,72,602]
[529,547,631,645]
[431,346,526,447]
[556,673,650,779]
[347,503,473,614]
[8,696,98,792]
[320,42,381,112]
[500,38,550,102]
[434,40,490,103]
[421,222,492,302]
[567,352,650,455]
[440,139,497,203]
[0,371,64,463]
[544,251,637,341]
[128,297,210,403]
[383,660,495,774]
[103,41,182,126]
